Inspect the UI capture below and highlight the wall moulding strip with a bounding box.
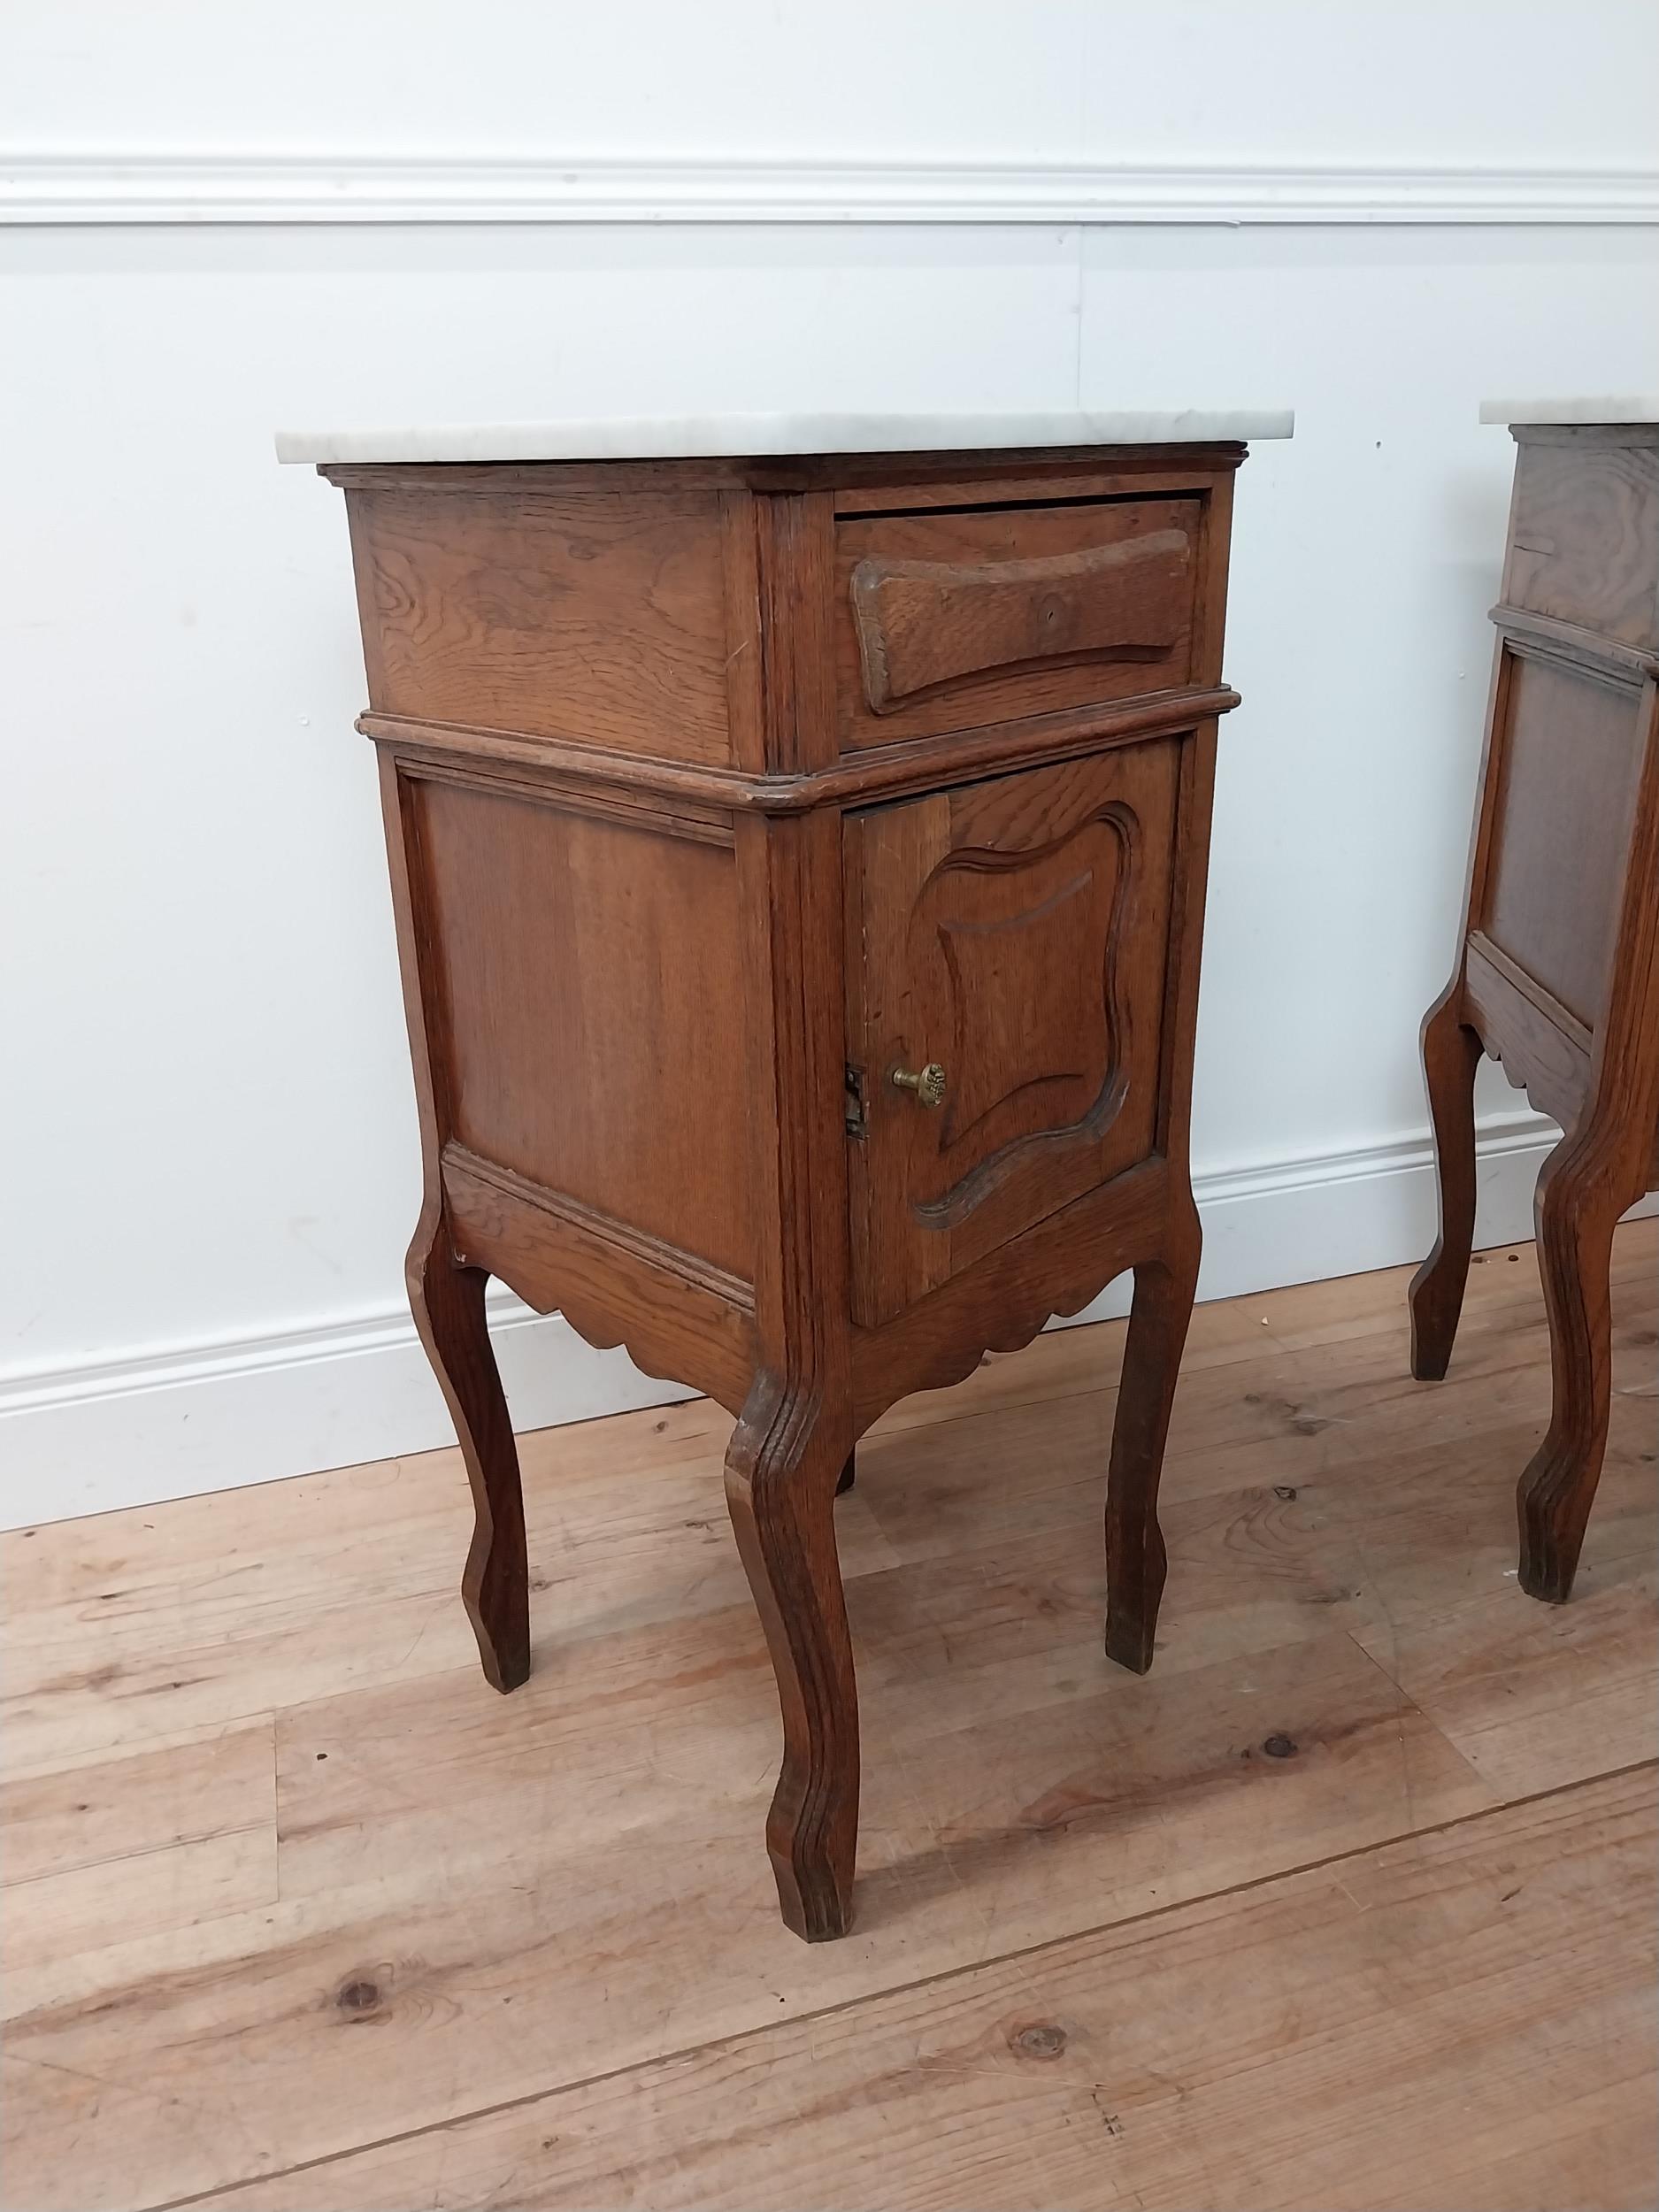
[3,155,1658,227]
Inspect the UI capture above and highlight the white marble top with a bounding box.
[275,407,1294,466]
[1480,396,1659,426]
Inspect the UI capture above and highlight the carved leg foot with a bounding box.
[1517,1156,1621,1604]
[408,1210,530,1694]
[726,1379,858,1940]
[1409,989,1484,1381]
[1104,1211,1200,1676]
[836,1450,856,1496]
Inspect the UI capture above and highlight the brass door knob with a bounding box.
[892,1061,947,1109]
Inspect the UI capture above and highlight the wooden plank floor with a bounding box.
[3,1225,1654,2212]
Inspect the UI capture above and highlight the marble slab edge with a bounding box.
[275,407,1295,466]
[1481,396,1659,427]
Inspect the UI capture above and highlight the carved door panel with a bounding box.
[844,741,1181,1325]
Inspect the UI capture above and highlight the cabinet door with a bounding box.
[844,741,1181,1325]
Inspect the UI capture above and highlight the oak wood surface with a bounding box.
[442,1144,758,1417]
[1462,933,1591,1130]
[409,769,754,1281]
[361,679,1239,816]
[1479,650,1646,1027]
[330,444,1249,1937]
[1505,428,1659,650]
[849,1156,1169,1428]
[2,1230,1653,2211]
[203,1773,1658,2212]
[840,499,1198,734]
[0,1720,279,1973]
[844,743,1179,1325]
[344,483,739,764]
[323,445,1245,505]
[726,806,860,1936]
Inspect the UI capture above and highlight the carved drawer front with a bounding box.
[835,496,1203,749]
[844,741,1181,1325]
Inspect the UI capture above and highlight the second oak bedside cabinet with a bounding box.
[1412,400,1659,1604]
[280,407,1294,1939]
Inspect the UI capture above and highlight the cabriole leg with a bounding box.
[1409,985,1485,1380]
[408,1206,530,1694]
[1517,1149,1624,1603]
[1103,1206,1201,1675]
[725,1376,859,1940]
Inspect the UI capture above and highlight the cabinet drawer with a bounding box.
[835,496,1202,750]
[844,741,1180,1325]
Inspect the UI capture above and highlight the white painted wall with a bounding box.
[3,2,1656,1525]
[7,0,1659,188]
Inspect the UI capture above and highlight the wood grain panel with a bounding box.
[0,1719,274,1886]
[1507,430,1659,651]
[343,482,737,764]
[196,1772,1656,2212]
[0,1635,1495,2206]
[852,1159,1168,1429]
[442,1144,757,1416]
[835,497,1202,749]
[851,526,1190,710]
[358,681,1239,817]
[2,1828,277,1972]
[830,456,1237,513]
[1463,933,1592,1128]
[846,743,1179,1324]
[1,1720,279,1972]
[1479,649,1646,1026]
[409,772,753,1280]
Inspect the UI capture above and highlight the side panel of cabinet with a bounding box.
[1504,434,1659,652]
[342,482,753,766]
[844,741,1181,1325]
[406,770,755,1283]
[1477,648,1647,1028]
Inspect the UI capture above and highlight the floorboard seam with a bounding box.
[1335,1623,1505,1809]
[0,1823,272,1900]
[145,1754,1659,2212]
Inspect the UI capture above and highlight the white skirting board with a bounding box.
[2,1110,1648,1531]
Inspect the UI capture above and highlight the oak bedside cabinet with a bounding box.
[1412,401,1659,1604]
[280,407,1294,1939]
